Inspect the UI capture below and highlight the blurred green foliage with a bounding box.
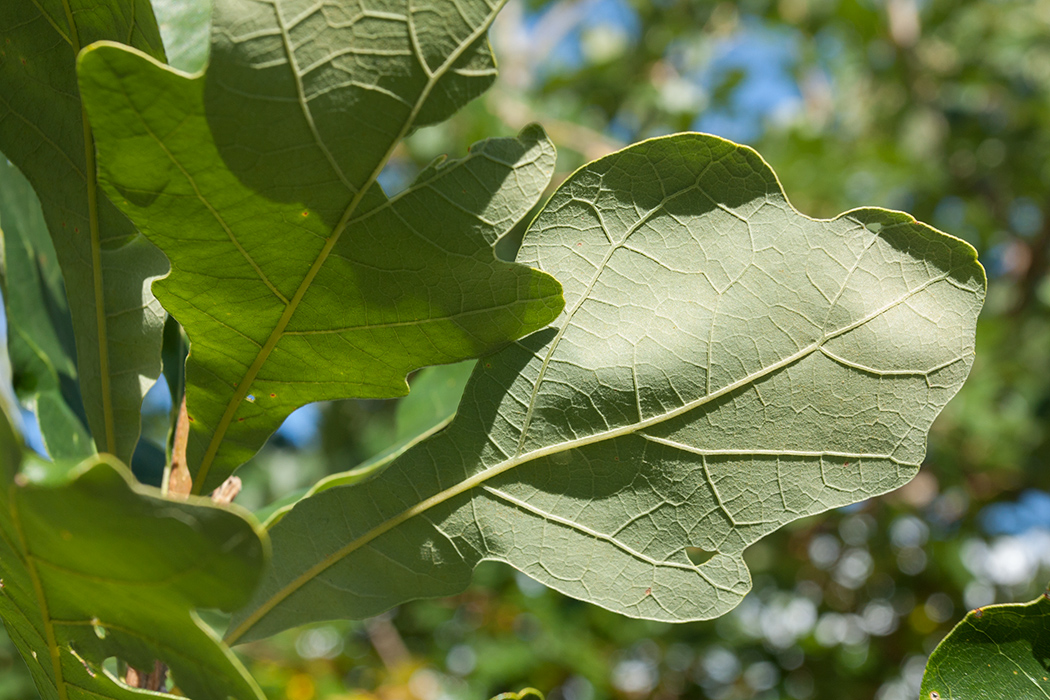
[5,0,1050,699]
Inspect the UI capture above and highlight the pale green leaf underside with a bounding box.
[0,406,267,700]
[152,0,211,73]
[78,0,564,495]
[0,0,168,463]
[921,590,1050,700]
[229,133,985,644]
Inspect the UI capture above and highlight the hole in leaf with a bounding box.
[99,656,171,693]
[122,660,169,691]
[686,547,715,565]
[377,155,418,196]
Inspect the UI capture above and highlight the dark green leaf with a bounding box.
[0,159,92,460]
[0,0,169,462]
[259,361,474,527]
[160,316,187,443]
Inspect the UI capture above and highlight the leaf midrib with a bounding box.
[224,269,954,644]
[15,0,115,456]
[192,1,509,493]
[513,165,721,457]
[477,483,742,616]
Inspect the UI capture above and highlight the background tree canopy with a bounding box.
[0,0,1046,699]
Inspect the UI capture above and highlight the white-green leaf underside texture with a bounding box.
[227,133,986,643]
[78,0,563,495]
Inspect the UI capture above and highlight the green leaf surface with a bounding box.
[398,361,476,442]
[0,160,93,460]
[78,0,564,495]
[227,134,986,643]
[0,0,169,463]
[0,405,267,700]
[160,315,188,440]
[921,590,1050,700]
[259,361,474,527]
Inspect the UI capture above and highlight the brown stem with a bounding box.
[125,660,167,691]
[210,476,242,506]
[128,412,240,689]
[167,396,193,498]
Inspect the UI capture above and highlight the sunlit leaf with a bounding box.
[152,0,210,73]
[921,588,1050,700]
[227,133,985,643]
[0,404,267,700]
[78,0,564,494]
